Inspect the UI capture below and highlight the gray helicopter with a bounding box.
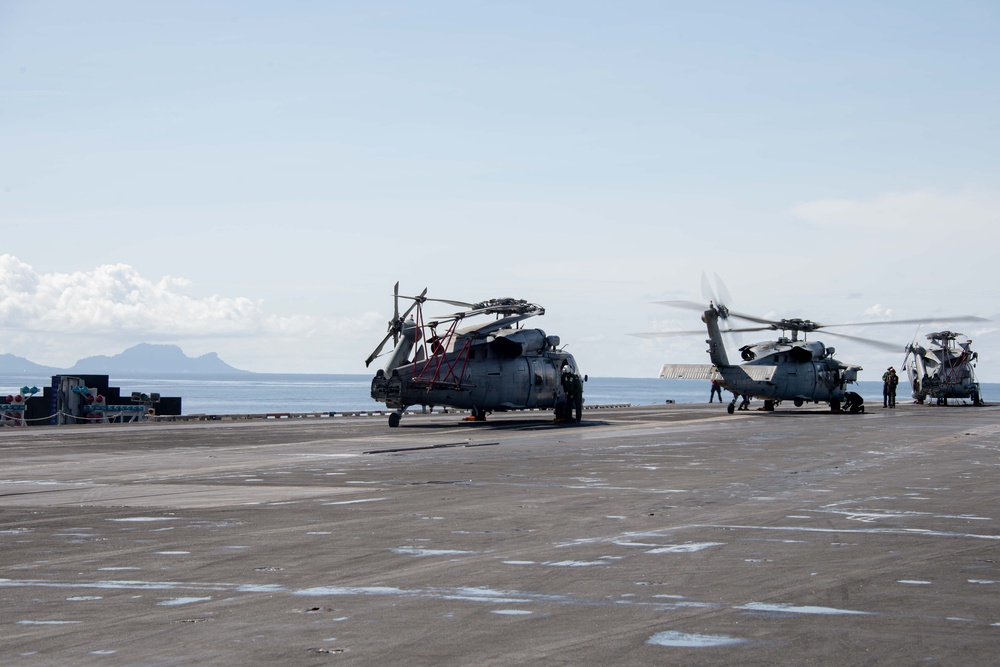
[636,287,986,414]
[366,283,585,427]
[902,331,983,405]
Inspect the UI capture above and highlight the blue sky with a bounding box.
[1,1,998,379]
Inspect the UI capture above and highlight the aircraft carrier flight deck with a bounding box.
[1,402,998,666]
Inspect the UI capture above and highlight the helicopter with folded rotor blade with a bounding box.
[902,331,985,405]
[633,275,987,414]
[366,283,586,427]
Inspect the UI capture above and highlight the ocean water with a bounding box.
[2,373,994,415]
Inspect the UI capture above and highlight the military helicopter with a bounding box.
[902,331,984,405]
[366,283,585,427]
[634,280,986,414]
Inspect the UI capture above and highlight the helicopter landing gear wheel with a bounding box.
[793,398,803,407]
[727,402,735,415]
[830,399,841,413]
[464,406,487,422]
[763,400,775,412]
[388,412,401,428]
[973,391,983,406]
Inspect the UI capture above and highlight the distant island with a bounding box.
[0,343,251,376]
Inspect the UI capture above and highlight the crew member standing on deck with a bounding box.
[557,364,574,423]
[883,367,898,408]
[709,379,723,403]
[882,367,891,407]
[571,370,584,422]
[888,367,899,408]
[560,365,584,423]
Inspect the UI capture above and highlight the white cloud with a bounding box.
[0,255,383,371]
[0,256,263,335]
[862,304,893,319]
[791,188,1000,233]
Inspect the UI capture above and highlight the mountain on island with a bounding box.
[0,344,250,376]
[0,354,60,375]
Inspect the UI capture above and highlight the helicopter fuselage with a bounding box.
[904,332,981,404]
[723,343,859,402]
[373,345,576,412]
[370,314,582,424]
[660,305,862,412]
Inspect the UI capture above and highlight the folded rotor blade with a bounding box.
[398,288,428,320]
[398,293,473,309]
[425,297,476,308]
[393,282,399,322]
[365,331,394,367]
[433,305,496,320]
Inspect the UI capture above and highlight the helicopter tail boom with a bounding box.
[702,306,731,368]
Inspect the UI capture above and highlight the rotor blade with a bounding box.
[432,304,503,320]
[393,282,399,322]
[398,293,473,309]
[629,326,771,338]
[654,299,782,328]
[460,313,538,337]
[629,329,709,338]
[397,293,444,304]
[724,310,784,327]
[710,274,746,345]
[423,297,477,308]
[660,300,778,327]
[365,331,394,367]
[818,330,903,353]
[398,288,428,321]
[713,272,733,308]
[700,272,715,304]
[821,315,989,328]
[392,283,401,346]
[722,326,773,334]
[699,272,734,309]
[902,325,921,364]
[654,299,711,311]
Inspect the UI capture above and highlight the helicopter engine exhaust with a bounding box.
[489,329,548,359]
[789,347,813,363]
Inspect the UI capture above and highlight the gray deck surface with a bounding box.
[1,402,998,666]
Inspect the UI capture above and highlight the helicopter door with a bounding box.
[799,362,819,398]
[513,360,531,406]
[482,365,501,407]
[777,362,818,399]
[524,358,541,407]
[529,358,555,407]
